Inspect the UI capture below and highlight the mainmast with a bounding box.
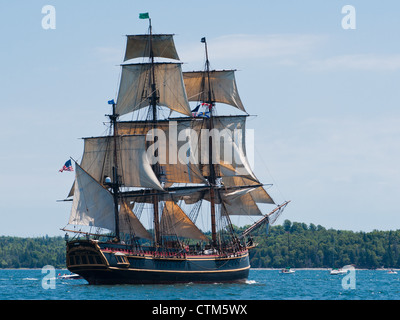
[201,37,218,245]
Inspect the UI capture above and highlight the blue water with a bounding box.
[0,269,399,300]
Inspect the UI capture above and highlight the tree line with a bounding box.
[0,236,65,268]
[1,220,400,269]
[249,220,400,269]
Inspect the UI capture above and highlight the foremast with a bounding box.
[107,101,121,242]
[201,37,218,245]
[147,17,162,246]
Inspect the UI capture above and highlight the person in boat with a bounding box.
[247,236,254,247]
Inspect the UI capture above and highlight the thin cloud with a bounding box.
[94,46,123,63]
[308,54,400,71]
[210,34,323,59]
[179,33,325,66]
[179,34,400,72]
[269,116,400,185]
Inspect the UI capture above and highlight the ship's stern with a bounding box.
[66,239,110,283]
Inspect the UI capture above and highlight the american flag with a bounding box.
[59,159,74,172]
[192,103,211,118]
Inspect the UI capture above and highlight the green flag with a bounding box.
[139,12,149,19]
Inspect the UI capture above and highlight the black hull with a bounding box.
[66,240,250,285]
[73,267,250,285]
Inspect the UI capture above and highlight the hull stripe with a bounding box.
[109,265,250,274]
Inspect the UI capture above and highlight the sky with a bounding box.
[1,0,400,236]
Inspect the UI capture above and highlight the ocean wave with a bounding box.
[245,280,257,284]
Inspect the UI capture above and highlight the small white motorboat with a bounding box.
[280,267,295,274]
[330,268,347,275]
[58,272,83,280]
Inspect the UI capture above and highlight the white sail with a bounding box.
[116,63,192,116]
[222,176,275,204]
[124,34,180,61]
[119,135,164,190]
[198,116,258,181]
[68,163,115,231]
[220,176,274,216]
[118,116,257,182]
[160,201,207,241]
[165,180,274,216]
[117,120,206,185]
[183,70,246,112]
[80,135,163,191]
[221,187,263,216]
[119,201,152,239]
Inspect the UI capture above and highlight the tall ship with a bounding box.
[61,15,290,284]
